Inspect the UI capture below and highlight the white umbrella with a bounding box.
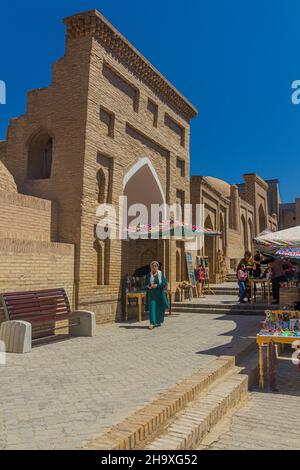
[254,225,300,255]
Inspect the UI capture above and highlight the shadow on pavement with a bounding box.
[196,313,260,358]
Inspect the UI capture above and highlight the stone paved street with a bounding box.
[208,353,300,450]
[0,311,259,450]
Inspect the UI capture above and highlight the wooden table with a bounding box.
[249,278,272,304]
[179,285,193,302]
[257,334,300,389]
[125,292,146,322]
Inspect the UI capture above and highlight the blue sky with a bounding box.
[0,0,299,202]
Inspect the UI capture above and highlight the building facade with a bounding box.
[280,199,300,229]
[0,10,197,323]
[0,10,281,324]
[190,174,279,282]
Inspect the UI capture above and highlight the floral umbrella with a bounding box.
[126,220,221,238]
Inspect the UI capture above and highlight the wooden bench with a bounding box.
[0,288,96,353]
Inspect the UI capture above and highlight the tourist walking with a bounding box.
[145,261,169,330]
[237,263,247,303]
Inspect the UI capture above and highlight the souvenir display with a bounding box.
[125,276,146,293]
[258,309,300,337]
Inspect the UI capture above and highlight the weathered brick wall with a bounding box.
[0,159,17,193]
[2,36,94,317]
[280,205,296,229]
[227,229,244,267]
[1,11,196,324]
[190,176,230,281]
[0,11,285,326]
[0,190,57,241]
[0,239,75,325]
[0,141,7,162]
[296,199,300,225]
[243,174,273,235]
[76,28,192,321]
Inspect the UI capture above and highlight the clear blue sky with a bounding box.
[0,0,299,202]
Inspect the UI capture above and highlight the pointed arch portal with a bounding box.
[123,157,167,227]
[121,157,167,278]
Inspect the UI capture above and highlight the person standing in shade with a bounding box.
[269,257,287,304]
[237,263,248,303]
[145,261,169,330]
[253,250,263,278]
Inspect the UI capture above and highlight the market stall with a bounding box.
[254,225,300,305]
[254,226,300,257]
[257,309,300,390]
[255,226,300,388]
[123,220,221,321]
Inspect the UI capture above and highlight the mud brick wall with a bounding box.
[0,191,57,241]
[0,239,75,325]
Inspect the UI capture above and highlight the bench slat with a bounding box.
[2,288,69,296]
[5,303,67,313]
[7,310,70,321]
[4,296,67,306]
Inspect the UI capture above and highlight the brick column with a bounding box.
[230,185,240,231]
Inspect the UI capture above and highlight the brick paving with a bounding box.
[209,355,300,450]
[0,311,259,450]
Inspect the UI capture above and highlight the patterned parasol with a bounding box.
[126,220,221,238]
[275,247,300,259]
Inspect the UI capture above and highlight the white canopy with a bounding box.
[254,225,300,254]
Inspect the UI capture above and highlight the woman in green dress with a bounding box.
[145,261,169,330]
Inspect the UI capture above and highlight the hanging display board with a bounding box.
[185,252,196,287]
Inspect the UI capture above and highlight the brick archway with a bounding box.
[121,157,166,277]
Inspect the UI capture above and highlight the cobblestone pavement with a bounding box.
[208,354,300,450]
[0,312,260,449]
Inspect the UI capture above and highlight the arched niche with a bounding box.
[27,130,53,180]
[258,204,267,233]
[241,214,247,251]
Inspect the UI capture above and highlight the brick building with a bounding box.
[280,199,300,229]
[190,174,279,282]
[0,10,280,323]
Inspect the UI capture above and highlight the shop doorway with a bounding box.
[121,157,167,277]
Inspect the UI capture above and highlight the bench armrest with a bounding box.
[0,320,32,353]
[69,311,96,337]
